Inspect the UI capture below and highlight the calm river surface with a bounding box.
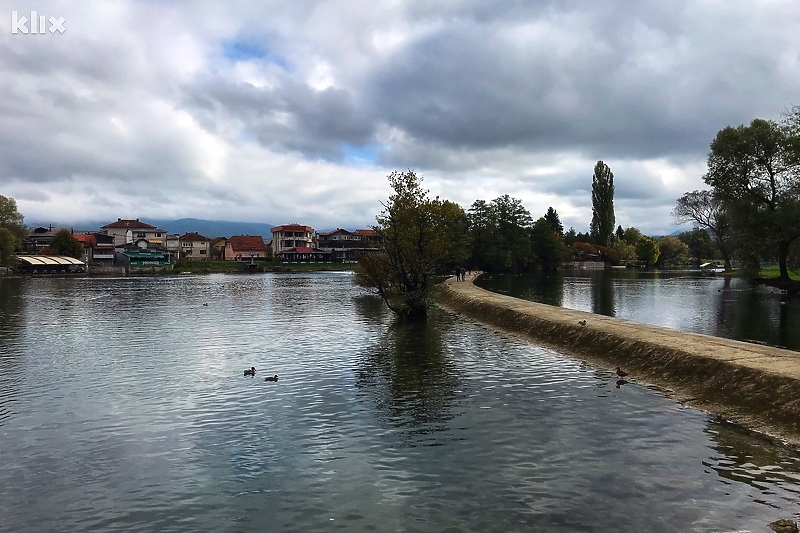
[2,273,800,532]
[477,269,800,352]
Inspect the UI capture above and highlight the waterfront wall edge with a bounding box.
[434,274,800,447]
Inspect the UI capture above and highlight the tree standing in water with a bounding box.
[355,170,469,321]
[590,161,616,246]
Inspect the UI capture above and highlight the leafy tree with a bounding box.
[543,207,563,236]
[655,236,691,267]
[703,118,800,281]
[615,225,625,241]
[635,236,660,267]
[673,190,733,271]
[489,194,533,272]
[678,228,716,264]
[622,226,642,246]
[0,227,17,266]
[46,229,83,258]
[355,170,468,321]
[612,239,638,263]
[530,217,565,271]
[590,160,616,246]
[563,227,577,245]
[0,195,26,245]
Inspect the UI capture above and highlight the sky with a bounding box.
[1,1,798,236]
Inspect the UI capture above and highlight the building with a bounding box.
[22,225,71,254]
[101,219,167,247]
[73,232,115,265]
[178,232,211,260]
[225,235,268,261]
[210,237,228,260]
[15,255,86,274]
[316,228,381,261]
[270,224,314,256]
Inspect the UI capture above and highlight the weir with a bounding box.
[435,273,800,447]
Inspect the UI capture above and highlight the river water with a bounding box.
[1,273,799,532]
[477,269,800,352]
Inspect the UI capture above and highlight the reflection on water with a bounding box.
[1,273,800,532]
[478,269,800,351]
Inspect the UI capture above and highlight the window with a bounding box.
[199,249,206,255]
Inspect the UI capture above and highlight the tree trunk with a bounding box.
[779,244,790,282]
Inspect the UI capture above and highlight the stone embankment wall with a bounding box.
[435,274,800,447]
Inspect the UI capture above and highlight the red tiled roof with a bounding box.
[228,235,266,251]
[101,218,158,230]
[270,224,313,233]
[73,234,96,247]
[179,232,209,242]
[354,229,378,236]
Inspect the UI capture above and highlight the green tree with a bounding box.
[678,228,716,264]
[622,226,642,246]
[0,227,17,266]
[655,236,691,267]
[46,229,83,258]
[530,217,565,271]
[635,236,660,267]
[543,207,563,236]
[0,195,26,245]
[355,170,468,321]
[673,190,733,271]
[590,160,616,246]
[615,225,625,241]
[703,118,800,281]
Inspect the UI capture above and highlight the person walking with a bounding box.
[460,266,466,281]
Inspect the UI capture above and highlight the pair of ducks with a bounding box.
[244,367,279,382]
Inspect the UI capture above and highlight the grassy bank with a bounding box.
[758,266,800,281]
[172,260,356,274]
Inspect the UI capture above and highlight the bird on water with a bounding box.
[244,367,256,376]
[615,367,628,378]
[264,375,279,382]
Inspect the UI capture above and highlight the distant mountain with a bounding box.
[147,218,274,239]
[32,218,275,239]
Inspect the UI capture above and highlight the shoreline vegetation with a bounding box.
[435,272,800,448]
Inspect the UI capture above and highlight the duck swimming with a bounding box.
[264,375,279,382]
[244,367,256,376]
[615,367,628,378]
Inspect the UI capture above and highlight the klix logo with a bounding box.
[10,10,66,34]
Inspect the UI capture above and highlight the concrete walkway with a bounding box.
[435,272,800,447]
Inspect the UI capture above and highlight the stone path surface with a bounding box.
[435,273,800,447]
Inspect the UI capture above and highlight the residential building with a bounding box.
[73,232,115,265]
[22,225,71,254]
[270,224,314,256]
[225,235,268,261]
[179,232,211,260]
[101,218,166,247]
[210,237,228,260]
[316,228,381,261]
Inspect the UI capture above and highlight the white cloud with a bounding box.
[1,0,798,236]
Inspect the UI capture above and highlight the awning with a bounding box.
[17,256,85,266]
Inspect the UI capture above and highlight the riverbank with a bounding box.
[435,273,800,448]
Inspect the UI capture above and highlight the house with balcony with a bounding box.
[270,224,314,256]
[179,232,211,260]
[22,225,72,254]
[100,218,167,247]
[73,232,115,265]
[316,228,381,261]
[225,235,267,261]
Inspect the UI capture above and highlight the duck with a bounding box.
[615,367,628,379]
[264,375,279,382]
[244,367,256,376]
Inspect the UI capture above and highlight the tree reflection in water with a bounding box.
[703,419,800,507]
[0,278,24,426]
[355,310,463,445]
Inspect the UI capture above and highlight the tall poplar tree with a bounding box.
[590,161,616,246]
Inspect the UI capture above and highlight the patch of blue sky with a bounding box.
[222,40,291,70]
[341,143,383,165]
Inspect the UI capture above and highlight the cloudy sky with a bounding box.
[1,1,798,235]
